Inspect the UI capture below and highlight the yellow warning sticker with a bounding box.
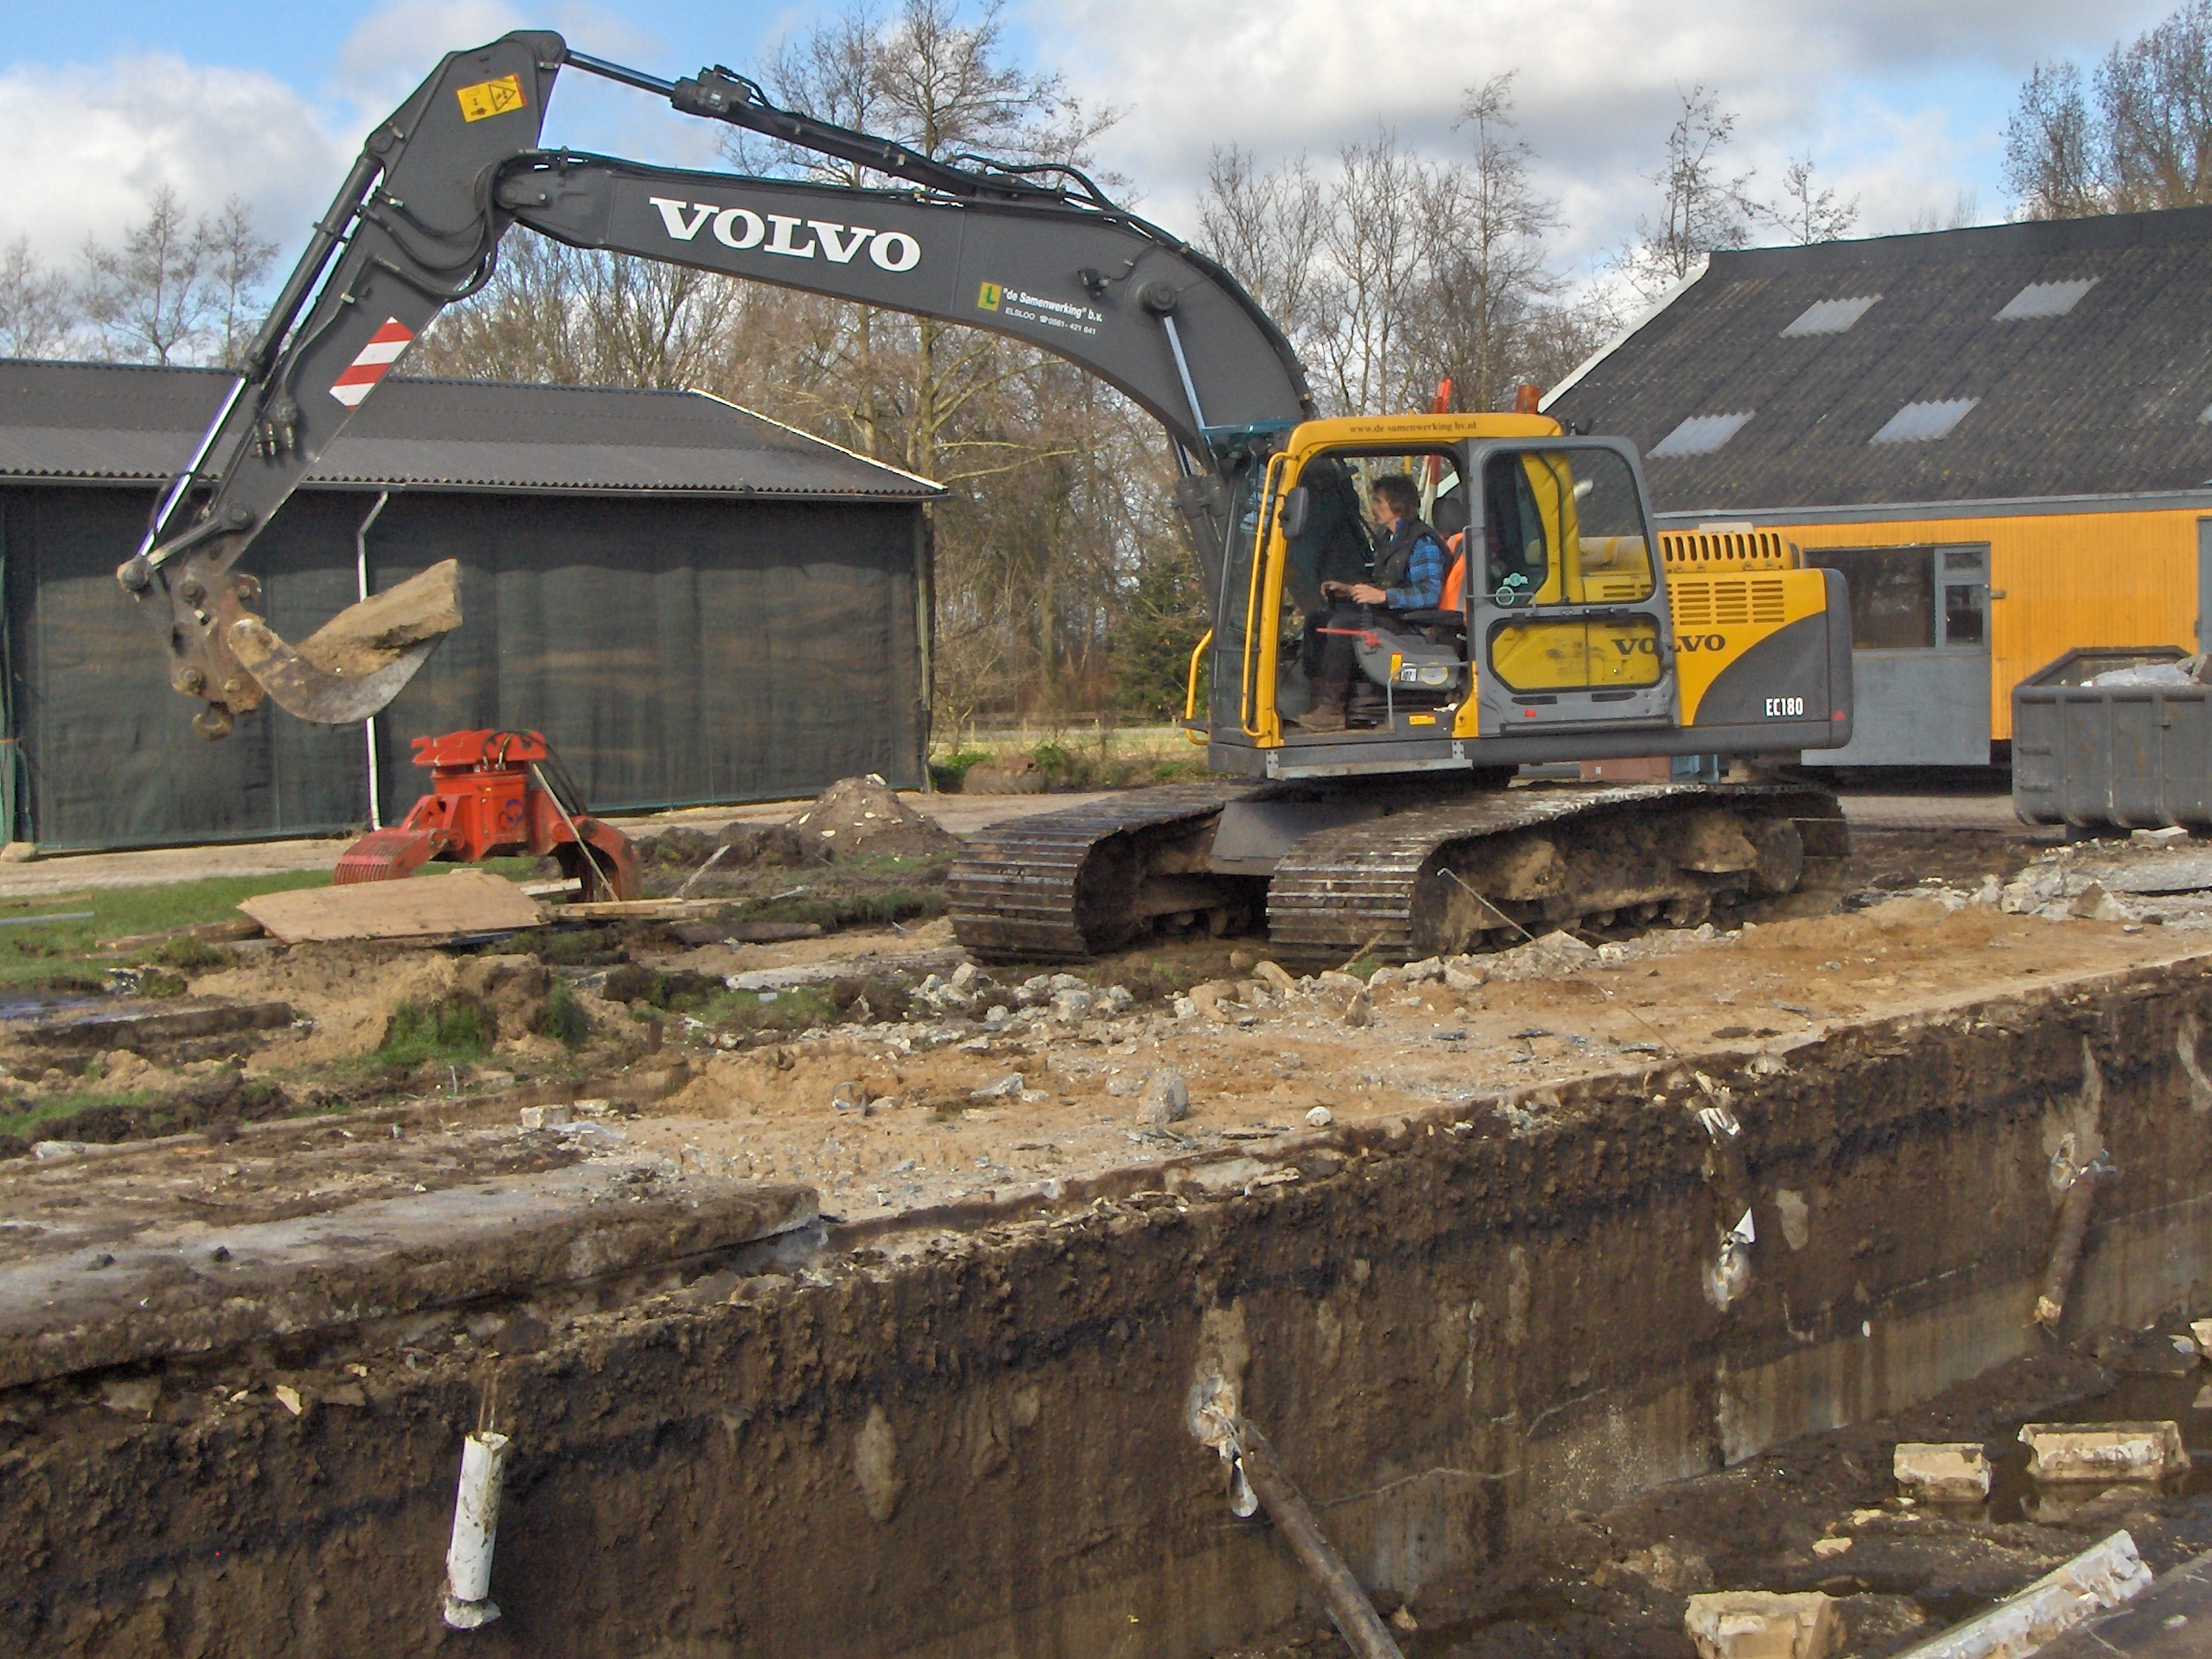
[456,74,527,123]
[976,281,1002,312]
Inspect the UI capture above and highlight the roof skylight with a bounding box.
[1782,296,1881,337]
[1648,411,1754,458]
[1869,398,1979,445]
[1995,278,2098,321]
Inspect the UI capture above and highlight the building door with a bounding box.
[1800,543,1992,767]
[2196,517,2212,648]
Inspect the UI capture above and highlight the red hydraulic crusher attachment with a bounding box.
[334,730,640,901]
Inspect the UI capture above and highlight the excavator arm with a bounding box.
[125,31,1312,736]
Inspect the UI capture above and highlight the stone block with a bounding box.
[1684,1591,1839,1659]
[1893,1442,1990,1502]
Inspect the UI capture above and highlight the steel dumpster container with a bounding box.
[2013,645,2212,830]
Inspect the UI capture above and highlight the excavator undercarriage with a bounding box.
[949,780,1847,966]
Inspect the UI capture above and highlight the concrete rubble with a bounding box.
[1893,1441,1993,1503]
[1684,1590,1841,1659]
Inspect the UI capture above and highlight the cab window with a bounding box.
[1482,449,1654,607]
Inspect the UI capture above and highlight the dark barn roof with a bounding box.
[1545,205,2212,515]
[0,360,940,500]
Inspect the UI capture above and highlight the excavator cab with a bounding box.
[1210,414,1683,772]
[1201,414,1845,781]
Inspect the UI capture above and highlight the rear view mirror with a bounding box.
[1277,486,1310,539]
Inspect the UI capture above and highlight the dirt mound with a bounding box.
[787,776,958,860]
[714,822,832,868]
[195,941,464,1064]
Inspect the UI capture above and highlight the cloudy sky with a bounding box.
[0,0,2181,287]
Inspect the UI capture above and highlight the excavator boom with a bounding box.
[121,31,1310,736]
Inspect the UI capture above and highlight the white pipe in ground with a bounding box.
[442,1431,512,1629]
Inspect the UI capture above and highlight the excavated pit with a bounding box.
[8,948,2212,1658]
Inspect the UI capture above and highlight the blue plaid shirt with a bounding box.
[1383,530,1447,611]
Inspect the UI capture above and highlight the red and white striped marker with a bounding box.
[328,318,414,408]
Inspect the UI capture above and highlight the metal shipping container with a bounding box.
[2013,645,2212,831]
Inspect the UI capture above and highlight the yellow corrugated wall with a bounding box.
[1755,509,2199,742]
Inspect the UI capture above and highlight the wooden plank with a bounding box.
[555,898,738,923]
[239,871,543,943]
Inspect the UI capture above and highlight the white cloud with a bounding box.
[0,53,348,267]
[1030,0,2181,263]
[332,1,532,118]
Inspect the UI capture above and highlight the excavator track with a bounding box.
[948,781,1258,962]
[1267,781,1849,964]
[950,779,1848,967]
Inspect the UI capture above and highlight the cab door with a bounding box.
[1464,440,1678,739]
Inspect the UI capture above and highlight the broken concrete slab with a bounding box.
[7,998,294,1048]
[2034,1545,2212,1659]
[0,1161,817,1387]
[240,869,543,943]
[1683,1590,1840,1659]
[2018,1423,2188,1483]
[723,948,965,992]
[2082,856,2212,896]
[1891,1528,2151,1659]
[1894,1442,1992,1503]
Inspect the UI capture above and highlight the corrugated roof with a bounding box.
[1546,204,2212,513]
[0,360,941,500]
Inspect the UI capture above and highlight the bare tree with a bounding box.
[1199,145,1326,340]
[1905,190,1983,234]
[2004,1,2212,218]
[2100,0,2212,208]
[1762,156,1859,245]
[2004,61,2103,218]
[1625,85,1757,299]
[74,188,277,366]
[0,237,80,358]
[1310,129,1430,416]
[1414,74,1566,410]
[81,187,210,365]
[201,198,277,369]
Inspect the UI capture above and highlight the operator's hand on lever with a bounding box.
[1320,580,1387,606]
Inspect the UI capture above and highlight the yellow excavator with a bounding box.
[117,30,1852,963]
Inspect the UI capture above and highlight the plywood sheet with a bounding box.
[240,871,543,943]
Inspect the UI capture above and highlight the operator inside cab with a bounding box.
[1297,474,1447,733]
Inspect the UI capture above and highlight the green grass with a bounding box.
[0,1089,159,1143]
[926,748,993,791]
[542,980,590,1046]
[925,726,1211,793]
[0,871,334,989]
[376,996,492,1067]
[0,859,559,993]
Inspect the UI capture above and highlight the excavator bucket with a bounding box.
[228,561,463,725]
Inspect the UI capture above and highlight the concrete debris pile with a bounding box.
[2001,857,2130,922]
[1997,837,2212,926]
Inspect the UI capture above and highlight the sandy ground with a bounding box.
[23,880,2199,1260]
[602,900,2208,1223]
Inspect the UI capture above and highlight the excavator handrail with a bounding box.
[1239,453,1291,741]
[1183,628,1214,744]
